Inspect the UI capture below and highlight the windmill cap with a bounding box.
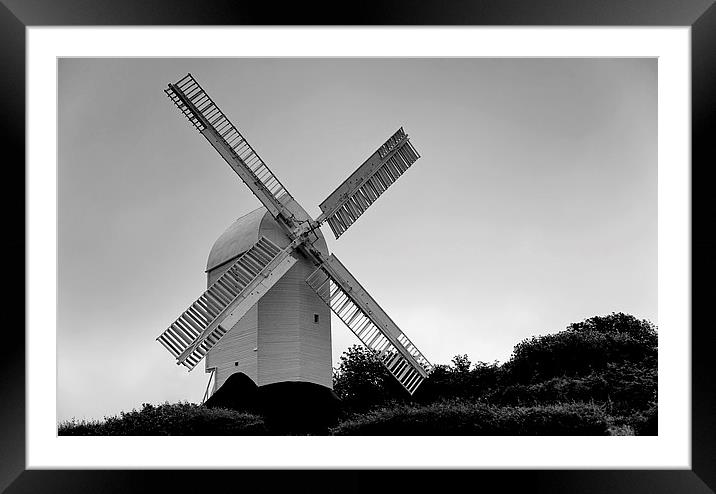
[206,207,328,273]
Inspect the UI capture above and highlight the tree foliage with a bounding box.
[502,312,657,384]
[332,345,405,410]
[330,312,657,434]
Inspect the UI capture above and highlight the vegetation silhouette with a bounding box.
[59,312,657,436]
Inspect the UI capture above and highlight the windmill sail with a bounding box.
[164,74,301,230]
[318,128,420,239]
[157,236,297,370]
[306,254,432,394]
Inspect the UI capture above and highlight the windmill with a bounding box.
[157,73,432,400]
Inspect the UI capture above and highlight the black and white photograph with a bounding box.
[57,57,658,437]
[4,0,712,488]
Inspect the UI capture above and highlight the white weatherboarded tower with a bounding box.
[157,73,433,399]
[204,208,332,393]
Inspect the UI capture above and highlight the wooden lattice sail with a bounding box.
[157,236,296,370]
[306,255,432,394]
[318,127,421,239]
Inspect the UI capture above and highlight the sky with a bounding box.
[57,58,656,421]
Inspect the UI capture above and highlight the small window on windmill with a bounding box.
[313,313,320,324]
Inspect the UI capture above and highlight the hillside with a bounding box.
[59,313,657,436]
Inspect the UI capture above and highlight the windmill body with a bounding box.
[205,207,331,393]
[158,73,433,399]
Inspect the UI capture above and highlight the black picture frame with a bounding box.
[4,1,714,492]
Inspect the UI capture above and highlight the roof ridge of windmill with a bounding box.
[157,72,433,406]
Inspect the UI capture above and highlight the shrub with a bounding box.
[625,401,658,436]
[497,373,610,406]
[600,363,657,413]
[415,358,502,403]
[332,314,656,421]
[607,424,635,436]
[61,313,657,436]
[502,313,657,384]
[332,346,505,410]
[58,402,267,435]
[638,406,658,436]
[496,362,656,414]
[330,399,610,436]
[332,345,408,411]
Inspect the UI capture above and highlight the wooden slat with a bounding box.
[156,236,297,370]
[165,74,300,233]
[318,128,420,239]
[306,254,432,395]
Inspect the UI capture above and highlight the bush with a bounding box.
[332,345,408,411]
[333,347,504,409]
[496,362,656,414]
[330,399,610,436]
[58,402,267,435]
[607,424,635,436]
[638,405,658,435]
[332,314,656,421]
[502,313,657,384]
[60,313,657,436]
[415,357,502,403]
[498,373,610,406]
[624,401,658,436]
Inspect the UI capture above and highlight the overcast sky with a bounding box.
[57,57,656,422]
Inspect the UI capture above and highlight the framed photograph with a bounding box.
[7,0,714,491]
